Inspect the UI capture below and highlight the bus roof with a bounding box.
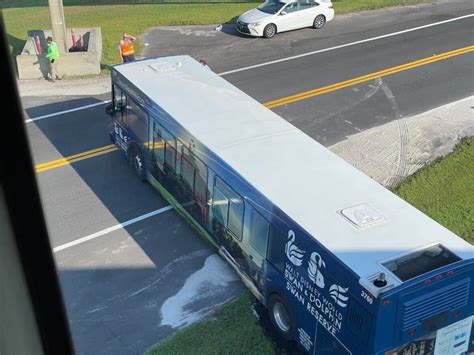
[114,56,473,293]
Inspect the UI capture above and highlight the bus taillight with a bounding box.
[424,279,432,285]
[435,275,443,280]
[409,328,416,336]
[447,270,454,276]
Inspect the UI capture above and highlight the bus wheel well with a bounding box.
[267,292,297,341]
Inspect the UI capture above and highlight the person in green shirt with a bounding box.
[46,36,61,81]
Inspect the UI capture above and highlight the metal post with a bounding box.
[71,29,76,50]
[48,0,67,53]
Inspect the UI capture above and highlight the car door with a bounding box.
[276,2,301,32]
[297,0,318,27]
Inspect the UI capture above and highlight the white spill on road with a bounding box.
[160,254,238,328]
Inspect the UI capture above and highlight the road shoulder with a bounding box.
[329,96,474,188]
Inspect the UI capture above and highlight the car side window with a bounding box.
[284,3,299,13]
[299,0,316,10]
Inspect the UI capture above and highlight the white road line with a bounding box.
[25,100,110,123]
[27,14,473,120]
[218,14,474,76]
[53,205,173,253]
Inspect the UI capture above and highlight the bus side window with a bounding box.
[267,225,287,273]
[249,209,269,258]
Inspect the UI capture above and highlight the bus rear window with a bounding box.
[382,244,461,282]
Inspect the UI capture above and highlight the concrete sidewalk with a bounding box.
[329,96,474,188]
[17,76,111,97]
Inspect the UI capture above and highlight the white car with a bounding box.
[236,0,334,38]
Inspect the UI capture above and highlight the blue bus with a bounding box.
[107,56,474,354]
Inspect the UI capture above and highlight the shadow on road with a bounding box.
[25,97,244,353]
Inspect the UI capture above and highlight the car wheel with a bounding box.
[263,24,277,38]
[313,14,326,29]
[268,293,296,340]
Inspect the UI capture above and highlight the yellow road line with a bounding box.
[263,45,474,108]
[36,146,118,173]
[35,45,473,174]
[36,144,116,169]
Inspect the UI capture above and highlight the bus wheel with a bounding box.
[130,147,146,182]
[268,293,296,341]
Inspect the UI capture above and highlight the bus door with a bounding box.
[112,85,129,152]
[211,177,268,298]
[179,146,209,228]
[240,205,269,292]
[149,121,178,180]
[211,176,247,267]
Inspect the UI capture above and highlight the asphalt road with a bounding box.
[19,1,474,353]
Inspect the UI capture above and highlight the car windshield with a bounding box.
[257,0,286,14]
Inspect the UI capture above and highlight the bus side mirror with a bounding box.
[105,103,114,116]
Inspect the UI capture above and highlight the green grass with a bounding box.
[3,0,428,69]
[1,0,429,8]
[395,137,474,244]
[2,4,258,68]
[147,138,474,354]
[146,292,277,355]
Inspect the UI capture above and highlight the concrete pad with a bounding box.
[329,96,474,188]
[16,28,102,79]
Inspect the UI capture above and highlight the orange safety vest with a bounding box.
[120,40,135,56]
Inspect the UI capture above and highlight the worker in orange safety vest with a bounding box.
[118,33,136,63]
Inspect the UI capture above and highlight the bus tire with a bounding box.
[129,146,146,182]
[268,293,296,341]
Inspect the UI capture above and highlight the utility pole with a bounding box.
[48,0,67,53]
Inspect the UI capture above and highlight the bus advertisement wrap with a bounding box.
[107,56,474,354]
